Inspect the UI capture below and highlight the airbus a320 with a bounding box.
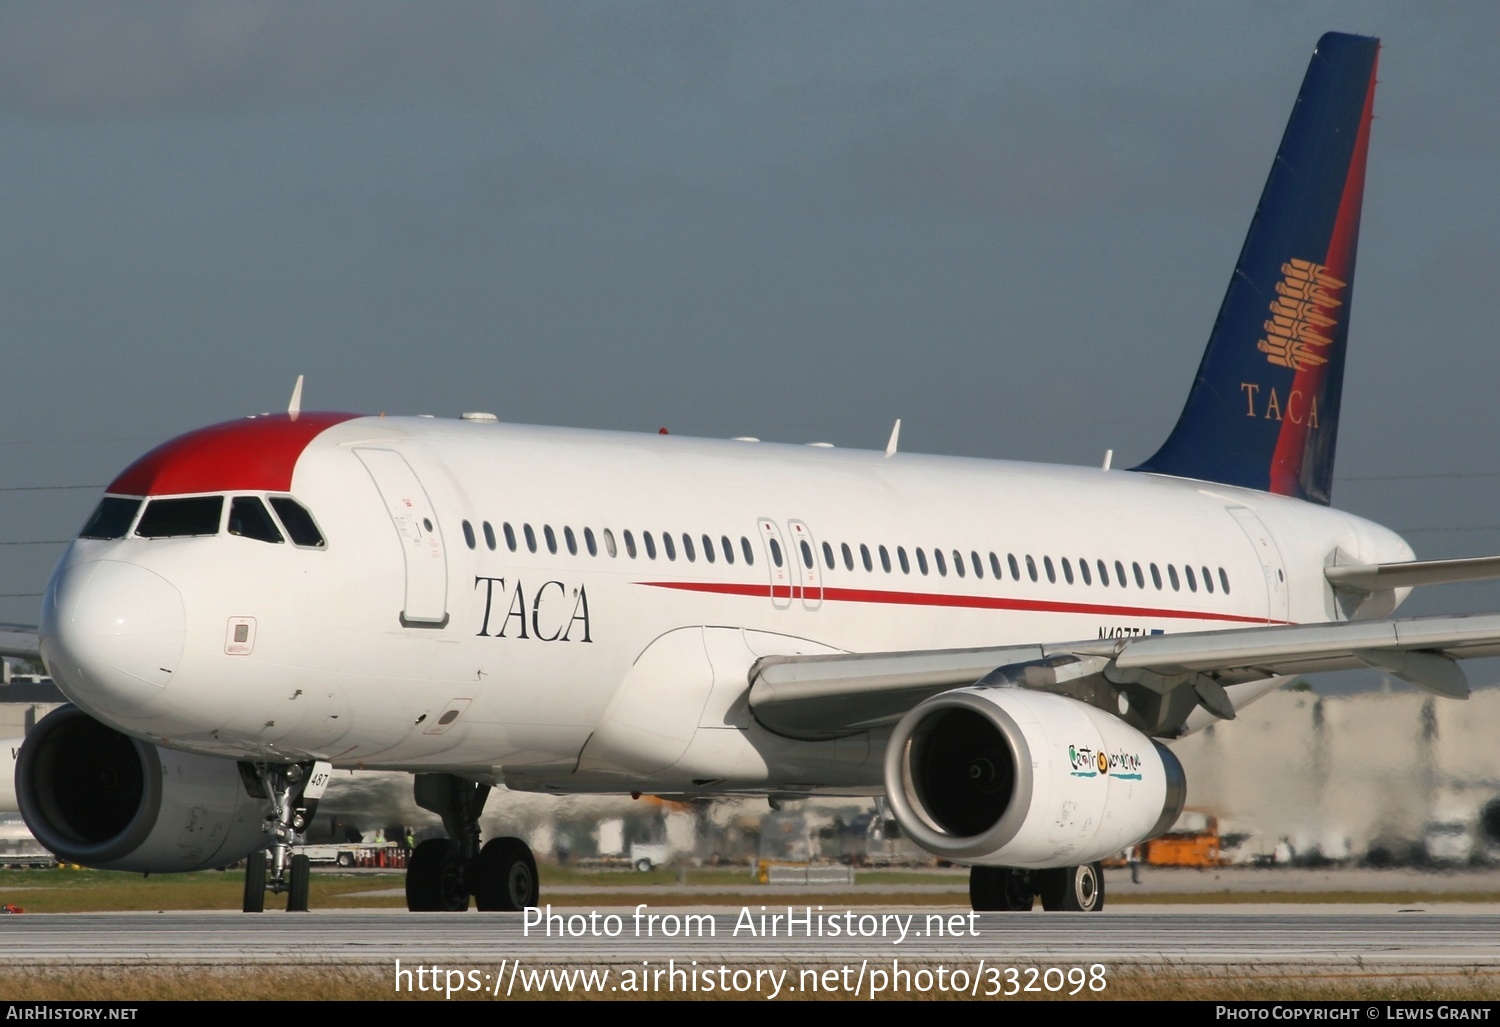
[15,32,1500,915]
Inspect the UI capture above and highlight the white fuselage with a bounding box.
[39,416,1413,795]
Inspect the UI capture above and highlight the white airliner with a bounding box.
[14,32,1500,914]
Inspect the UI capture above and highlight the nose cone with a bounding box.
[40,559,186,719]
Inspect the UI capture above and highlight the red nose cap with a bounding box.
[107,412,361,496]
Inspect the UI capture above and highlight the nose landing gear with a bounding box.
[240,761,329,913]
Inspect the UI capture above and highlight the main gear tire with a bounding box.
[406,838,468,912]
[474,837,539,912]
[1038,862,1104,912]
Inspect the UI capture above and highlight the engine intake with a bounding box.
[17,705,271,872]
[885,685,1185,867]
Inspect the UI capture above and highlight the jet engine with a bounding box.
[16,705,271,872]
[884,685,1185,868]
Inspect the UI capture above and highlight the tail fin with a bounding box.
[1132,32,1379,506]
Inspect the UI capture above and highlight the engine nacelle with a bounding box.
[884,685,1185,868]
[16,705,272,872]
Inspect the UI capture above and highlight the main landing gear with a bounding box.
[969,862,1104,913]
[241,761,328,913]
[405,774,539,912]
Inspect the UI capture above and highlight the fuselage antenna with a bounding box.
[288,375,305,420]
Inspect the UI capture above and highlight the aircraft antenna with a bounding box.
[1103,449,1114,471]
[885,419,901,458]
[287,375,304,420]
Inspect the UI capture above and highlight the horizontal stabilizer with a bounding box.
[1325,555,1500,592]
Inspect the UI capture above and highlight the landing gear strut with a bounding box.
[406,773,539,912]
[240,760,330,913]
[969,862,1104,913]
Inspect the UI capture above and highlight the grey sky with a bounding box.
[4,2,1500,692]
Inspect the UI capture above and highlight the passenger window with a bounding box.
[80,496,141,540]
[229,497,284,544]
[1060,557,1072,585]
[1202,565,1213,593]
[842,543,855,571]
[1079,559,1091,586]
[584,527,597,556]
[934,549,947,576]
[1044,556,1056,584]
[645,532,658,559]
[1219,568,1231,594]
[797,540,811,569]
[702,535,715,564]
[1168,564,1180,591]
[1150,563,1163,590]
[137,496,225,539]
[1025,555,1037,582]
[483,521,497,551]
[461,520,476,550]
[624,530,637,559]
[662,533,675,561]
[1117,560,1128,589]
[953,550,964,578]
[916,548,928,575]
[268,497,325,547]
[602,528,617,558]
[1097,559,1109,586]
[524,524,537,554]
[971,552,983,579]
[898,546,910,574]
[1008,554,1020,580]
[722,536,735,564]
[879,545,891,573]
[683,534,695,562]
[544,525,558,555]
[741,537,755,565]
[504,523,517,552]
[768,537,782,567]
[1185,565,1197,592]
[990,553,1003,579]
[822,541,835,570]
[1133,562,1146,589]
[565,526,578,556]
[860,544,873,572]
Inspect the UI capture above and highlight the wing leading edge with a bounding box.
[0,625,39,661]
[748,611,1500,740]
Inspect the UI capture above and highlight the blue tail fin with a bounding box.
[1132,32,1379,506]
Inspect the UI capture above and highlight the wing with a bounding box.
[0,624,39,661]
[748,611,1500,740]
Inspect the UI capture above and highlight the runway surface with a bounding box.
[5,908,1500,969]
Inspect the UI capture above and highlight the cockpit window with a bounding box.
[79,497,141,540]
[135,496,224,538]
[269,496,326,548]
[228,497,284,544]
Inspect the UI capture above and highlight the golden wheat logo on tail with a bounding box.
[1257,258,1345,370]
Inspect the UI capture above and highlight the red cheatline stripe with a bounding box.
[635,580,1282,625]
